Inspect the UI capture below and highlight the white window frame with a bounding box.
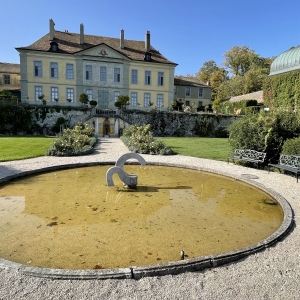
[157,94,163,108]
[198,88,203,98]
[158,72,164,86]
[131,92,137,107]
[86,65,92,80]
[185,87,191,97]
[131,69,138,84]
[86,89,93,101]
[145,71,151,85]
[144,93,150,107]
[34,61,42,77]
[100,66,107,81]
[114,68,121,82]
[35,86,43,101]
[66,88,74,102]
[51,87,59,102]
[50,62,58,78]
[66,63,74,79]
[114,91,120,102]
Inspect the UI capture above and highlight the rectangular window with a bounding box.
[174,86,177,96]
[66,88,74,102]
[35,86,43,101]
[198,101,203,107]
[86,89,93,101]
[157,94,163,108]
[66,63,74,79]
[131,69,138,84]
[158,72,164,86]
[50,62,58,78]
[114,91,120,103]
[34,61,42,77]
[185,87,191,97]
[131,92,137,107]
[145,71,151,85]
[144,93,150,107]
[198,88,203,98]
[86,65,92,80]
[185,100,190,106]
[100,66,107,81]
[114,68,121,82]
[51,87,59,102]
[4,74,10,84]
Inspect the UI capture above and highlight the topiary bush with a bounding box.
[282,137,300,155]
[121,124,174,155]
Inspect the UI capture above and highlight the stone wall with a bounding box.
[32,108,239,137]
[119,111,239,137]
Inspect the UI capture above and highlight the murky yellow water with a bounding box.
[0,165,283,270]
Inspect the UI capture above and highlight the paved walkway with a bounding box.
[0,138,299,299]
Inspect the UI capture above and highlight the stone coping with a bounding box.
[0,162,294,280]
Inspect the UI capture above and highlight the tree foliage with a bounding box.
[115,95,130,109]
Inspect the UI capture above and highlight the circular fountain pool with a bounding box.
[0,164,293,279]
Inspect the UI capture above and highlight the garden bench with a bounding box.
[268,154,300,182]
[228,149,266,169]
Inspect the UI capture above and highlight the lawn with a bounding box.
[158,137,232,161]
[0,137,54,162]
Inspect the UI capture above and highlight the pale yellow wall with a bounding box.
[26,53,77,104]
[0,73,20,91]
[128,61,174,110]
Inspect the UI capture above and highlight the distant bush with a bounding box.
[282,137,300,155]
[47,122,96,156]
[220,99,258,115]
[121,124,174,155]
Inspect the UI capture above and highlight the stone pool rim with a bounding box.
[0,161,294,280]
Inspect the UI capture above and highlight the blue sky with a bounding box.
[1,0,300,75]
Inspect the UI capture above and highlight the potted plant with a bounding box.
[79,93,89,106]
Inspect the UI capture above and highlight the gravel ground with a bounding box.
[0,138,299,300]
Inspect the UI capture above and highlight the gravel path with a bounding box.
[0,138,299,300]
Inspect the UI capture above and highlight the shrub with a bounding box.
[47,122,96,156]
[282,137,300,155]
[228,108,300,163]
[121,124,174,155]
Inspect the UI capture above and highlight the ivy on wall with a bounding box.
[263,69,300,109]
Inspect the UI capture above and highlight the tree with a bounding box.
[196,60,219,83]
[79,93,89,105]
[114,95,130,109]
[223,46,257,76]
[209,68,228,100]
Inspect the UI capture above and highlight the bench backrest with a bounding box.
[279,155,300,168]
[242,149,266,162]
[233,149,245,158]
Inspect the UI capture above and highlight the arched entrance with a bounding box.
[103,118,110,137]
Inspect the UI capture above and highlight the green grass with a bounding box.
[158,137,232,161]
[0,137,54,162]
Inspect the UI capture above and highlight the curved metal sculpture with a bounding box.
[106,153,146,189]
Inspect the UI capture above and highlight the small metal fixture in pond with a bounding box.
[106,153,146,189]
[180,249,185,260]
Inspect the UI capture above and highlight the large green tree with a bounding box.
[196,60,219,83]
[223,46,257,76]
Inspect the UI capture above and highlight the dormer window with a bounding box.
[144,52,152,61]
[50,41,58,52]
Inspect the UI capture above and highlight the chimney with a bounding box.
[145,30,150,52]
[80,23,84,45]
[120,29,124,49]
[49,19,55,41]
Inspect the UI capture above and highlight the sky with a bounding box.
[1,0,300,76]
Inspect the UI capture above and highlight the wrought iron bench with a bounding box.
[228,149,266,169]
[268,154,300,182]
